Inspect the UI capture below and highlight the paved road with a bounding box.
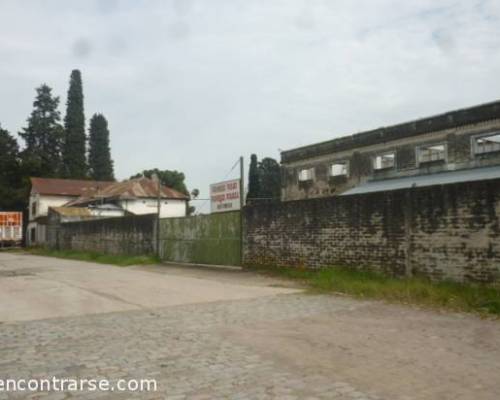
[0,253,298,322]
[0,253,499,400]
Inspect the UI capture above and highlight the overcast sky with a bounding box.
[1,0,500,212]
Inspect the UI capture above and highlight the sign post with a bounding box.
[239,156,244,265]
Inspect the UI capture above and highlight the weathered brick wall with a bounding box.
[244,179,500,282]
[53,214,156,256]
[408,181,500,282]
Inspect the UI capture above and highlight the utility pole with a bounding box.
[240,156,244,208]
[239,156,244,266]
[152,173,161,258]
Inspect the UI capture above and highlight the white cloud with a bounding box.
[1,0,499,212]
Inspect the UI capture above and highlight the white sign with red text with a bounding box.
[210,179,241,213]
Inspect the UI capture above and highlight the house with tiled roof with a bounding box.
[27,177,188,246]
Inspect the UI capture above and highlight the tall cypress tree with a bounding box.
[62,69,87,178]
[19,84,64,178]
[246,154,260,203]
[88,114,115,181]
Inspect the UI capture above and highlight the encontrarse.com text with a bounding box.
[0,377,157,392]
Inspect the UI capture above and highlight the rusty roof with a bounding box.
[65,177,188,206]
[30,177,114,197]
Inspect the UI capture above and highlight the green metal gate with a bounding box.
[159,211,241,266]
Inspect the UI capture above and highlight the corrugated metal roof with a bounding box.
[31,177,114,196]
[341,166,500,196]
[65,177,188,207]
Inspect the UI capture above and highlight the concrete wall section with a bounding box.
[53,214,156,256]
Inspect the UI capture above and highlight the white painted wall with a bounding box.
[26,221,46,246]
[29,194,77,221]
[28,193,78,246]
[118,198,186,218]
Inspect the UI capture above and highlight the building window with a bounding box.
[418,144,446,164]
[474,132,500,155]
[298,168,314,182]
[373,153,395,170]
[30,228,36,243]
[31,201,37,217]
[330,162,348,177]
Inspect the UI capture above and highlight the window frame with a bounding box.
[298,167,314,182]
[416,142,447,166]
[471,131,500,156]
[372,152,396,171]
[329,161,349,178]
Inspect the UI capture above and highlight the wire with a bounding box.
[223,158,241,180]
[195,157,242,213]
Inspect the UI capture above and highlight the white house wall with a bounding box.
[28,194,78,246]
[118,198,186,218]
[29,194,77,221]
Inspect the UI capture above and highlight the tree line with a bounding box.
[0,69,114,211]
[1,69,279,214]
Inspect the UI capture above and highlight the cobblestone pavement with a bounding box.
[1,293,499,400]
[1,295,377,400]
[0,256,499,399]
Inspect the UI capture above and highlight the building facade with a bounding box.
[27,178,113,246]
[27,177,188,246]
[281,100,500,201]
[64,177,188,219]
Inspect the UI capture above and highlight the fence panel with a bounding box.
[159,211,241,266]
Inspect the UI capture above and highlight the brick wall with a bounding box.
[52,214,156,256]
[243,179,500,282]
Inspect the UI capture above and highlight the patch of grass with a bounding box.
[251,265,500,317]
[26,247,160,267]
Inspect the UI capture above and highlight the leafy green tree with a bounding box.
[19,84,64,177]
[88,114,115,181]
[258,157,281,200]
[246,154,260,203]
[130,169,189,195]
[0,125,27,211]
[62,69,87,178]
